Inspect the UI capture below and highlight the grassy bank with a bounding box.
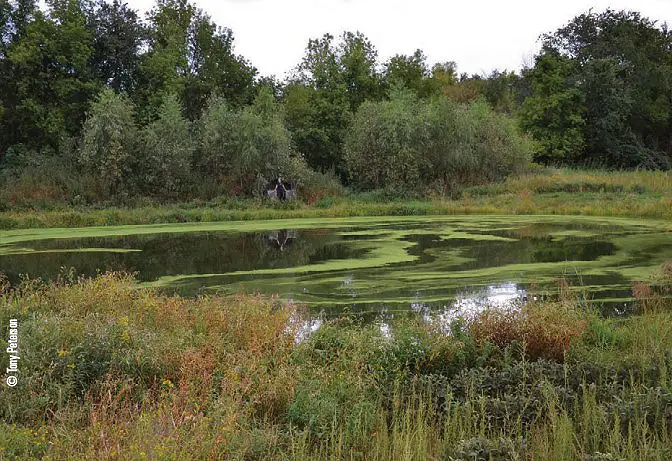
[1,265,672,460]
[0,169,671,230]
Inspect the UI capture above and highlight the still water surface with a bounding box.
[1,215,671,317]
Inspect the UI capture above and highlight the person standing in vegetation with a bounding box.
[275,177,287,201]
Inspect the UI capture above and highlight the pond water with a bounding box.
[1,215,671,317]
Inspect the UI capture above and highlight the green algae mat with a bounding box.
[1,215,671,315]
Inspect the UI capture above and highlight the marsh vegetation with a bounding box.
[1,267,672,459]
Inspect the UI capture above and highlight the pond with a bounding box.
[1,215,671,318]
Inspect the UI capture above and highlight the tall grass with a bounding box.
[1,168,670,230]
[0,264,671,459]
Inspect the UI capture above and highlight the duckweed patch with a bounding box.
[1,216,671,313]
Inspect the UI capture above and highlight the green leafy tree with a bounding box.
[425,98,533,194]
[481,70,522,113]
[141,93,194,198]
[286,31,382,177]
[338,31,383,109]
[88,0,146,93]
[426,61,458,95]
[519,49,586,164]
[181,10,256,119]
[345,91,533,193]
[384,49,433,97]
[3,0,98,154]
[138,1,255,121]
[344,88,428,190]
[199,87,298,195]
[526,9,672,167]
[136,0,193,120]
[79,88,137,196]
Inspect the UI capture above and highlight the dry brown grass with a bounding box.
[469,302,588,361]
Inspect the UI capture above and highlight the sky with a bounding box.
[128,0,672,79]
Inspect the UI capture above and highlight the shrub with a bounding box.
[424,98,534,194]
[469,303,588,361]
[140,94,195,199]
[344,88,428,190]
[78,89,139,198]
[198,87,311,196]
[344,92,534,194]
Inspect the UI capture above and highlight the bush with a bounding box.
[344,91,534,194]
[344,88,428,190]
[140,94,195,199]
[78,89,139,198]
[424,98,534,194]
[198,87,312,196]
[469,302,588,361]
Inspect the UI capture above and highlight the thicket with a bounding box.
[1,265,671,459]
[345,90,533,194]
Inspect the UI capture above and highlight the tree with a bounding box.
[182,9,256,119]
[3,0,98,154]
[525,9,672,167]
[344,88,428,190]
[427,61,458,95]
[286,31,383,177]
[338,31,382,109]
[519,49,586,164]
[141,93,194,198]
[344,90,533,193]
[425,98,533,194]
[137,0,256,121]
[88,0,145,93]
[79,88,137,196]
[384,49,433,97]
[199,87,298,195]
[136,0,193,121]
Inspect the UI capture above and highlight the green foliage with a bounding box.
[78,88,138,197]
[1,2,671,207]
[0,271,672,458]
[425,98,533,194]
[140,94,194,199]
[287,31,384,176]
[345,90,533,193]
[199,87,304,195]
[524,9,672,168]
[519,49,586,163]
[2,1,99,154]
[384,49,432,97]
[136,0,256,122]
[338,31,383,109]
[181,8,256,118]
[344,88,427,189]
[88,0,145,93]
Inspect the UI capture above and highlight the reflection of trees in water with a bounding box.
[0,231,348,283]
[109,231,325,279]
[4,225,671,311]
[450,237,616,270]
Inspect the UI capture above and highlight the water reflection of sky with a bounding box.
[428,283,526,334]
[294,283,527,342]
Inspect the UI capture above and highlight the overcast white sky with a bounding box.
[128,0,672,79]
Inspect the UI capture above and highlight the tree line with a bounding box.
[0,1,670,205]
